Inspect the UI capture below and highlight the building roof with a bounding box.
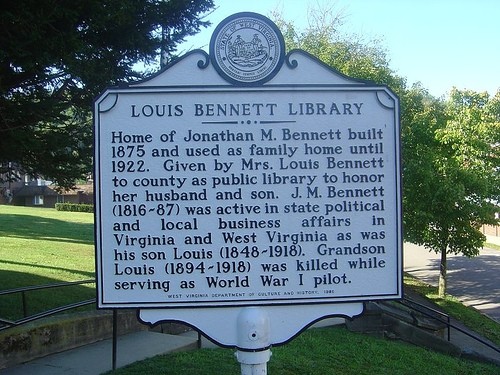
[14,185,58,197]
[14,184,93,197]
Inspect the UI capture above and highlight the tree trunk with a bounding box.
[438,247,447,298]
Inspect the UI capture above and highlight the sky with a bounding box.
[178,0,499,97]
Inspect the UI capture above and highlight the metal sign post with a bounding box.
[94,12,402,373]
[235,307,271,375]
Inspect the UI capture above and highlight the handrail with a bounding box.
[400,296,451,341]
[0,299,96,330]
[0,279,96,331]
[398,296,500,354]
[402,296,450,320]
[0,279,95,295]
[1,280,498,356]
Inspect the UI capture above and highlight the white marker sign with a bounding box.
[94,13,402,312]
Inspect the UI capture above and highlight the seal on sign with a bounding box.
[210,12,285,85]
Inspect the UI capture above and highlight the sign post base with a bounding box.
[235,307,272,375]
[236,354,270,375]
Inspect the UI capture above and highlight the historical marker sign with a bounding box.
[94,13,402,313]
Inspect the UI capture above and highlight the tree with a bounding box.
[404,87,500,296]
[271,6,406,95]
[0,0,214,188]
[273,7,500,297]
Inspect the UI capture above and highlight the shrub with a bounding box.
[55,203,94,213]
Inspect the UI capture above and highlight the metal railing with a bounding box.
[397,296,499,354]
[1,281,498,358]
[0,279,96,330]
[399,296,452,341]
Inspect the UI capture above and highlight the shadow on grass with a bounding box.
[0,214,94,245]
[0,270,96,321]
[0,259,94,279]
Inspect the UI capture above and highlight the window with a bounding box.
[33,195,44,205]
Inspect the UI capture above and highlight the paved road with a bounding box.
[404,243,500,322]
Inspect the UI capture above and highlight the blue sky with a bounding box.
[178,0,499,97]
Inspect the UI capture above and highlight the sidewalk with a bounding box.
[403,239,500,365]
[0,318,343,375]
[1,331,198,375]
[404,242,500,322]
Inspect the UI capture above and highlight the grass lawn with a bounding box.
[103,325,499,375]
[484,242,500,251]
[0,205,95,319]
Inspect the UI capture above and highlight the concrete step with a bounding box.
[2,331,198,375]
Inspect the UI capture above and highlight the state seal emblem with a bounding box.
[210,12,285,85]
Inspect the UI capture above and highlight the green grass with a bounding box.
[484,242,500,251]
[0,205,95,319]
[103,325,499,375]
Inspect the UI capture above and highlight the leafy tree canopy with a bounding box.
[271,6,406,95]
[402,87,500,296]
[0,0,214,188]
[404,88,500,255]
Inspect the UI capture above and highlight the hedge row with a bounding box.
[55,203,94,213]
